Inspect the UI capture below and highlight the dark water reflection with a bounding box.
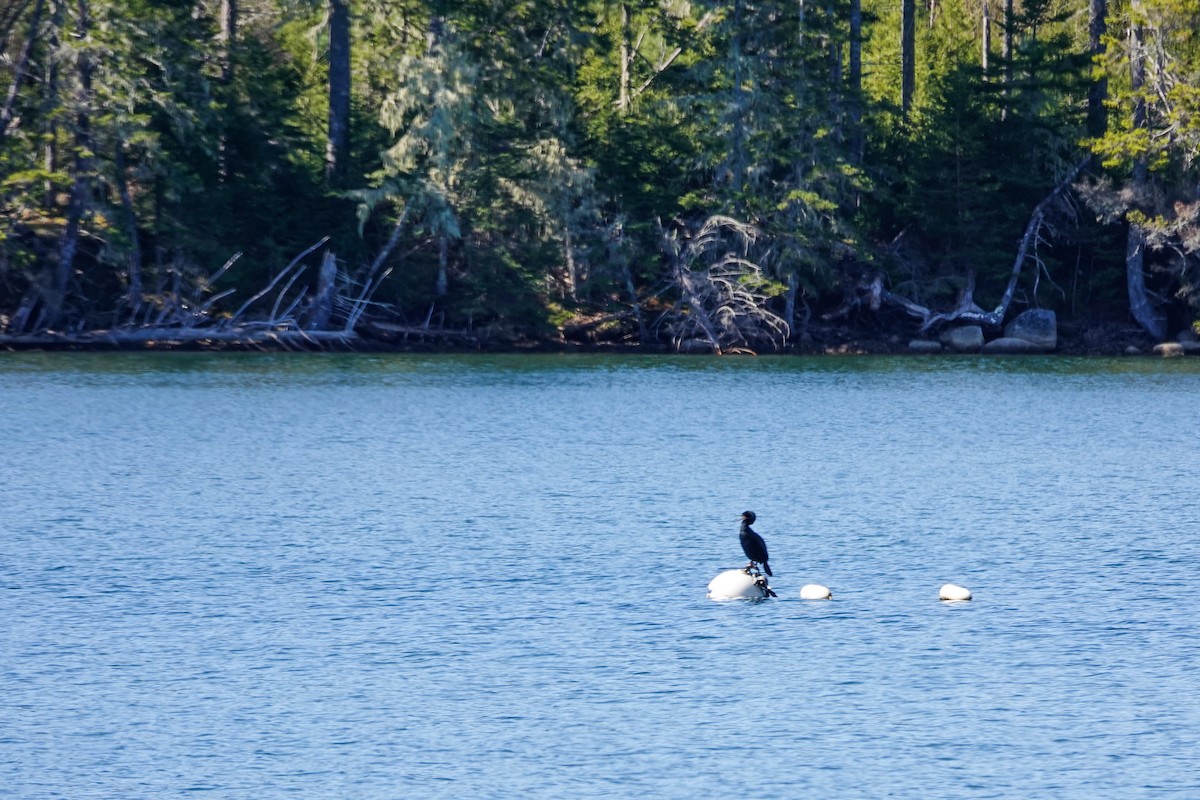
[2,353,1199,798]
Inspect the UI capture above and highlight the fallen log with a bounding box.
[0,326,359,350]
[358,320,479,344]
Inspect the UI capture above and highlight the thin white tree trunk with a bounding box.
[618,3,630,112]
[1125,9,1166,340]
[981,0,990,75]
[564,225,578,301]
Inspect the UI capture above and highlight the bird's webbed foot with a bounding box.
[751,574,776,598]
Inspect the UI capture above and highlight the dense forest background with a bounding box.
[1,0,1198,352]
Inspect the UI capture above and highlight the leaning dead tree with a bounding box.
[840,157,1091,333]
[658,215,790,354]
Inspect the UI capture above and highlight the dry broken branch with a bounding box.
[660,216,790,354]
[225,236,329,327]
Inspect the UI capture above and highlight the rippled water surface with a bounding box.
[3,353,1200,798]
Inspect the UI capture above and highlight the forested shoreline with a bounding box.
[1,0,1198,355]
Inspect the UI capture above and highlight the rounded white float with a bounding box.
[707,569,771,600]
[939,583,973,601]
[799,583,832,600]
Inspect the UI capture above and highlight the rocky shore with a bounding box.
[1,309,1197,357]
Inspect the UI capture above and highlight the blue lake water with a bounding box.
[2,352,1199,798]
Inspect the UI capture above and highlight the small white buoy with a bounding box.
[799,583,832,600]
[707,569,771,600]
[939,583,972,601]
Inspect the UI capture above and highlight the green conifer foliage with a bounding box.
[0,0,1194,342]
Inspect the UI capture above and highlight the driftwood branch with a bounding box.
[344,266,394,332]
[205,251,242,291]
[366,203,410,284]
[269,262,309,324]
[225,236,329,326]
[358,320,479,346]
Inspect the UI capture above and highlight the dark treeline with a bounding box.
[1,0,1198,352]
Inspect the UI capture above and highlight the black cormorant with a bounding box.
[739,510,772,576]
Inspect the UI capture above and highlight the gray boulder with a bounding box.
[1004,309,1057,350]
[939,325,984,352]
[1153,342,1185,357]
[908,339,943,354]
[982,337,1045,354]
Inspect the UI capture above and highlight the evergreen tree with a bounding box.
[0,0,1191,345]
[1083,0,1200,334]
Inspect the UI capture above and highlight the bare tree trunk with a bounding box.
[829,29,842,87]
[218,0,237,84]
[52,171,86,327]
[1124,228,1163,339]
[1002,0,1013,116]
[365,202,410,280]
[114,138,142,314]
[305,250,338,330]
[436,234,448,296]
[215,0,236,181]
[1125,11,1166,340]
[829,24,842,141]
[563,225,578,301]
[326,0,351,185]
[849,0,862,163]
[901,0,915,116]
[784,272,798,335]
[49,0,93,329]
[0,0,43,140]
[618,3,630,113]
[981,0,990,75]
[727,0,748,192]
[622,263,647,343]
[40,0,61,209]
[1087,0,1107,138]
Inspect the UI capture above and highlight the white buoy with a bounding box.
[799,583,833,600]
[707,569,771,600]
[939,583,973,601]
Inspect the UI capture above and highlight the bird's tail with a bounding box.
[763,562,773,577]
